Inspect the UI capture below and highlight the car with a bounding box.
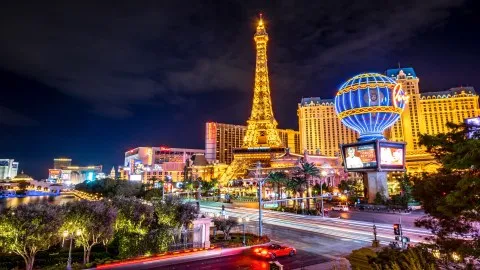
[252,244,296,260]
[331,204,349,211]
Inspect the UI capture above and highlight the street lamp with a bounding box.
[238,217,250,246]
[320,170,327,218]
[62,229,82,270]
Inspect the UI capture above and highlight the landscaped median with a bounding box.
[93,243,272,269]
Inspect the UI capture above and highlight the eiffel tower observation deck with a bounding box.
[219,15,285,185]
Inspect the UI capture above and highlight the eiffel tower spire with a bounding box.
[243,14,282,147]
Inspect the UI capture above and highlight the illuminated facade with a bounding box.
[121,146,205,182]
[48,158,102,185]
[242,15,283,148]
[205,122,300,164]
[0,159,19,180]
[298,98,357,156]
[387,68,480,173]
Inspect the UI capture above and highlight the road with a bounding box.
[130,224,359,270]
[150,250,328,270]
[199,201,431,245]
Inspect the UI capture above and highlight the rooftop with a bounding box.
[386,67,417,78]
[421,86,477,98]
[299,97,334,106]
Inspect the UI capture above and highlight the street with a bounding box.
[137,224,358,270]
[199,201,431,245]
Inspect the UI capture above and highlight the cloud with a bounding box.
[0,106,39,126]
[0,0,464,117]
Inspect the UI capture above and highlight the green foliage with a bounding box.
[419,122,480,169]
[201,178,219,194]
[0,203,65,270]
[75,178,143,198]
[373,192,386,205]
[213,217,239,240]
[414,122,480,263]
[143,188,163,201]
[61,200,117,263]
[368,246,437,270]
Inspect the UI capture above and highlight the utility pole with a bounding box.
[256,162,265,237]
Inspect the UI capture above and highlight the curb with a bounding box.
[94,243,271,269]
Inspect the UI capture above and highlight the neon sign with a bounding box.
[392,83,409,108]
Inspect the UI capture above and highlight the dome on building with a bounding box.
[13,171,33,181]
[334,73,408,141]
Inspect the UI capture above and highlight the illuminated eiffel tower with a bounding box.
[219,15,285,185]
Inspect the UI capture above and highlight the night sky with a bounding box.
[1,1,479,179]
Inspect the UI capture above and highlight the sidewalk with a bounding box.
[293,257,351,270]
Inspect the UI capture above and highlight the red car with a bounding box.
[252,244,296,259]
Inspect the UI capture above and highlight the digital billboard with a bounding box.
[378,141,406,171]
[465,117,480,139]
[342,143,377,171]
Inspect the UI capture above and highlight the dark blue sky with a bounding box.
[1,0,479,179]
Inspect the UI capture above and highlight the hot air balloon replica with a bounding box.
[334,73,409,202]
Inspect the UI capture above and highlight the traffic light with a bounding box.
[393,224,401,236]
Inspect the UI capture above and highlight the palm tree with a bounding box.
[294,161,320,211]
[286,176,307,212]
[266,172,288,205]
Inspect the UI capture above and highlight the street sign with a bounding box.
[263,203,278,209]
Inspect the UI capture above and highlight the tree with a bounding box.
[153,196,199,245]
[286,176,307,211]
[369,246,437,270]
[76,178,143,198]
[266,172,288,201]
[213,217,239,240]
[294,161,319,211]
[412,122,480,265]
[0,203,65,270]
[201,179,219,195]
[15,180,30,191]
[62,200,117,264]
[111,197,155,257]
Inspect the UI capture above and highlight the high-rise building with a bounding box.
[205,122,300,164]
[0,159,19,180]
[54,158,72,169]
[420,87,479,134]
[297,98,357,156]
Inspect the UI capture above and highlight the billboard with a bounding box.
[465,117,480,139]
[341,141,406,172]
[378,141,406,171]
[130,174,142,181]
[342,143,377,171]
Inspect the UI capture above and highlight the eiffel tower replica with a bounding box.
[219,15,285,185]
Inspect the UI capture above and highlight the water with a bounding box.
[0,195,78,211]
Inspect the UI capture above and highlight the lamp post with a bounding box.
[256,162,266,237]
[62,229,81,270]
[238,217,250,246]
[320,170,327,217]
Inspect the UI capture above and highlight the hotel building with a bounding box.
[298,67,480,173]
[48,158,103,185]
[120,146,208,182]
[205,122,301,164]
[0,159,19,180]
[297,98,358,156]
